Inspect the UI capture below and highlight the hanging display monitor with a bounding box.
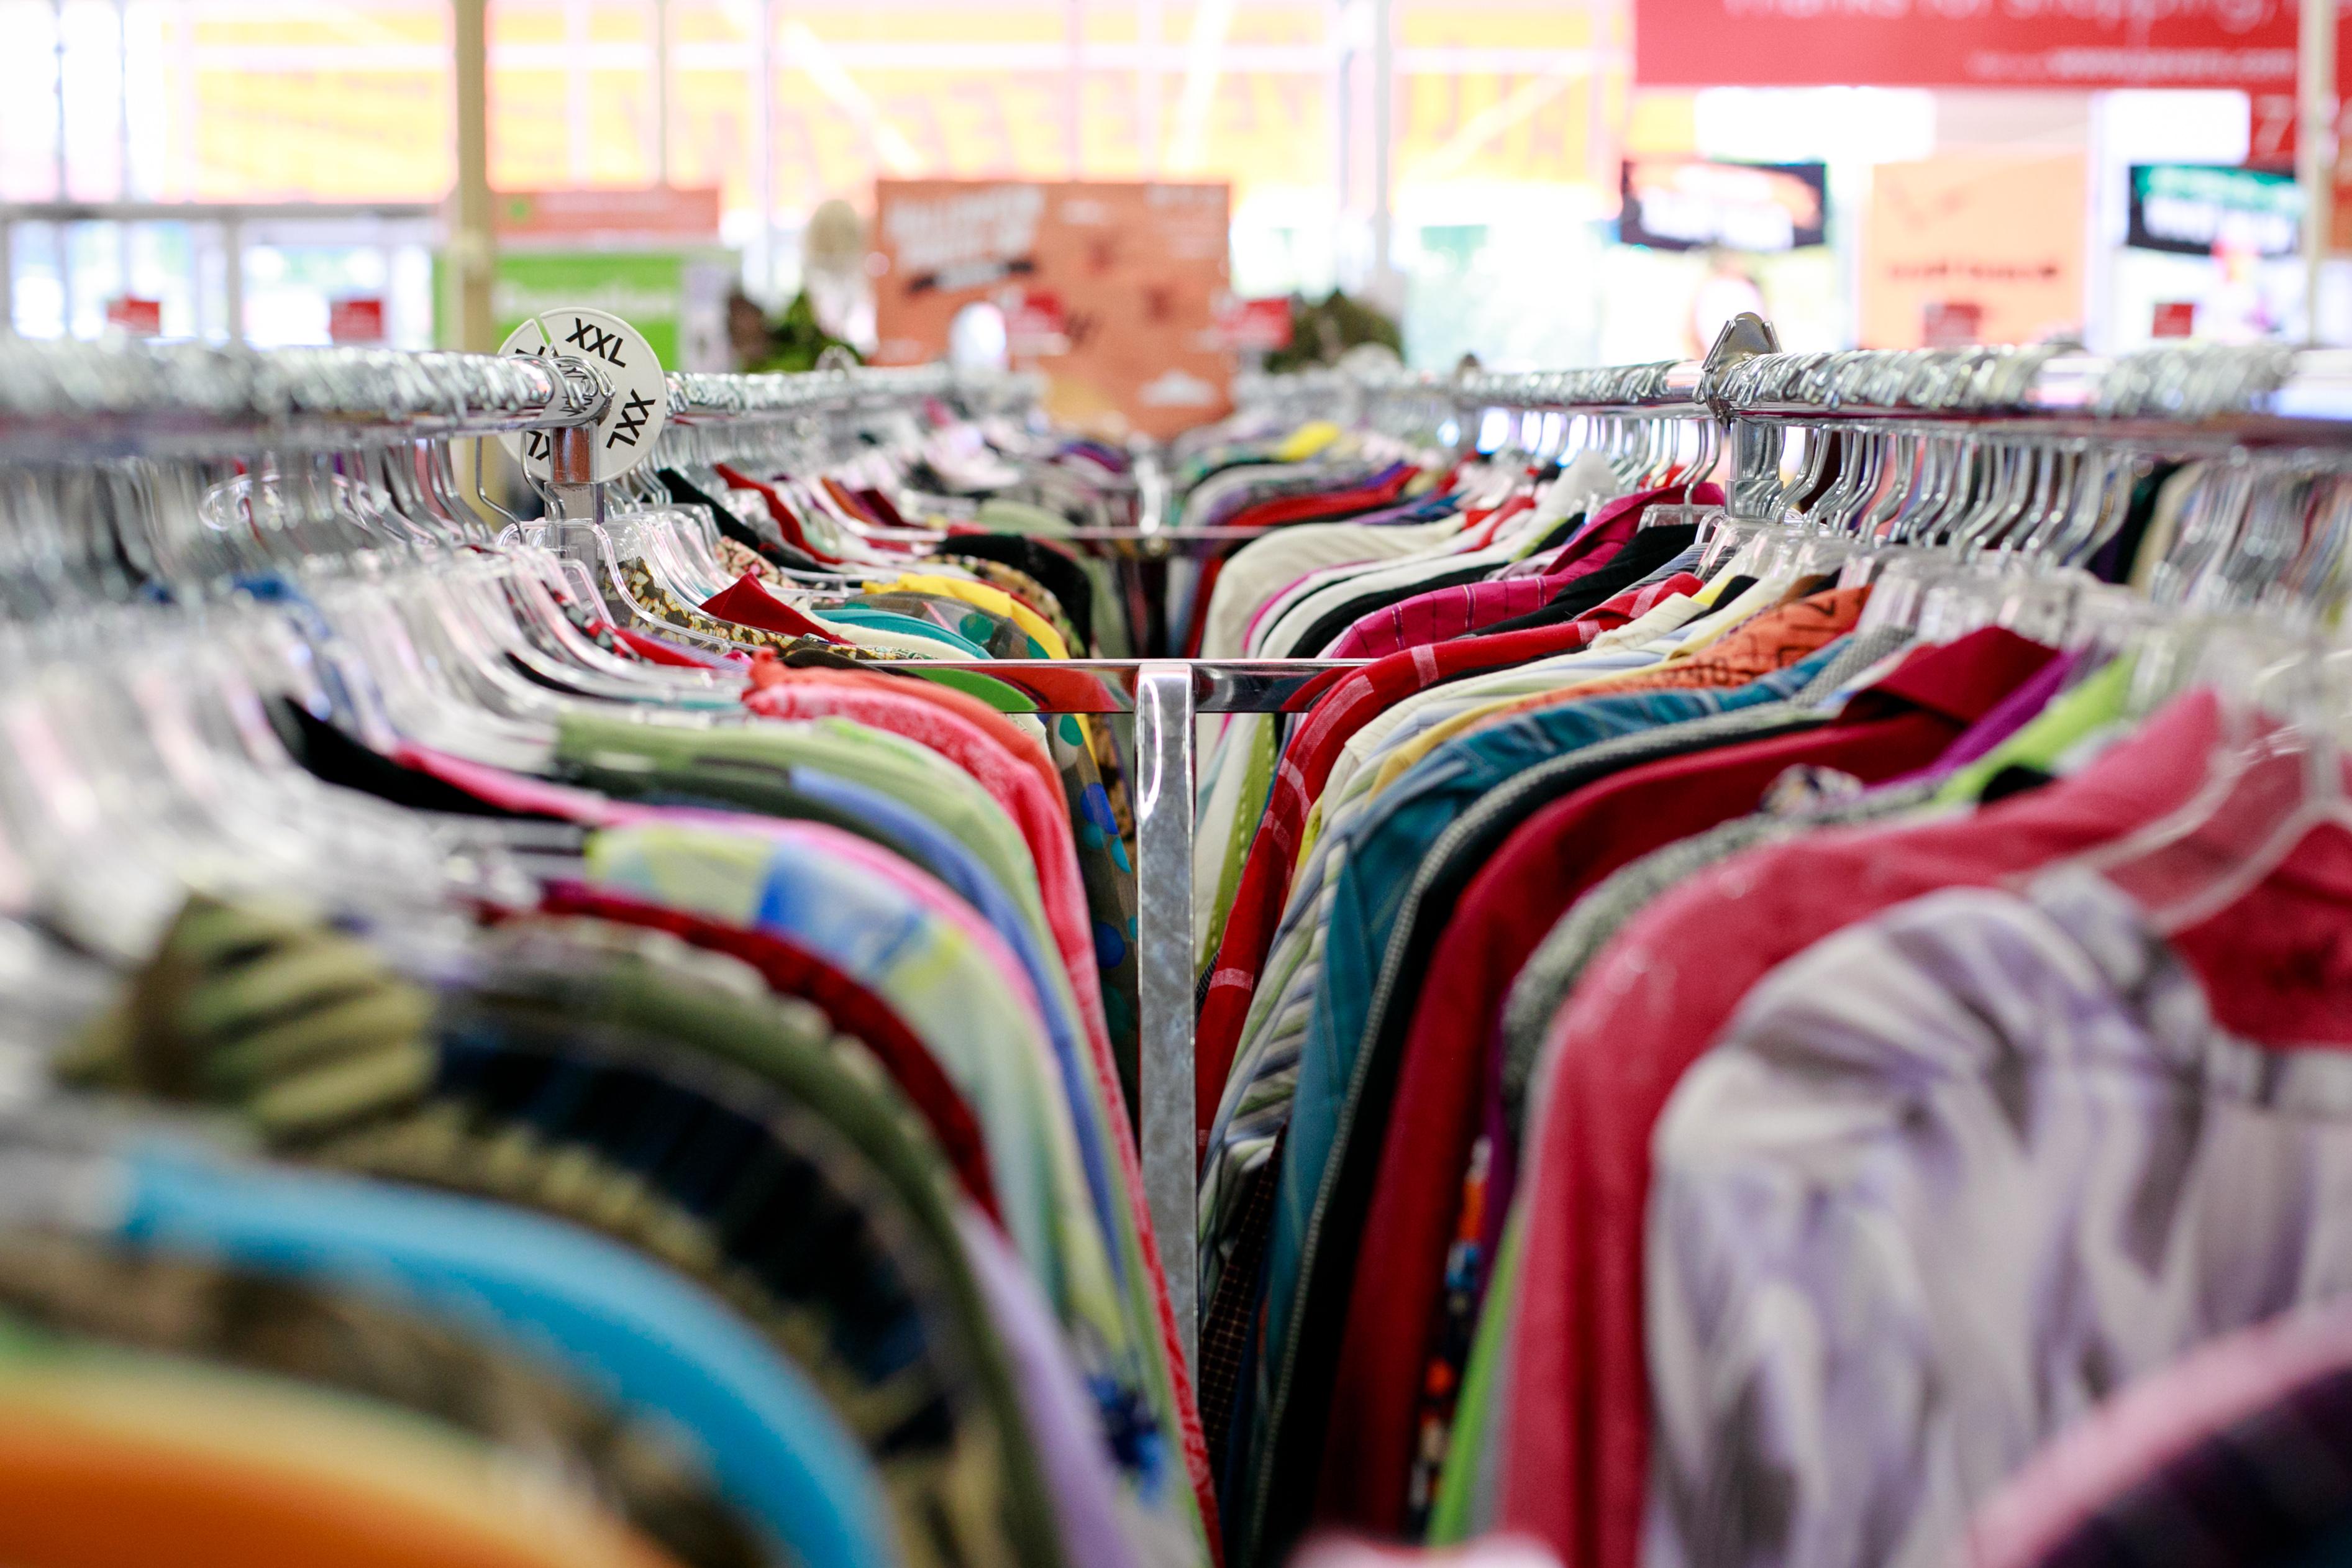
[2126,164,2304,258]
[1618,158,1829,252]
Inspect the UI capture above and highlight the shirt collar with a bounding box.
[1844,626,2061,727]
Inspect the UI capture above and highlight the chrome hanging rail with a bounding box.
[1714,341,2352,442]
[663,363,1047,423]
[0,337,603,460]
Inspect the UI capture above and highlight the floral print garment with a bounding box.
[620,558,878,662]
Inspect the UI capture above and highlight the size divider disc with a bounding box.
[496,308,668,483]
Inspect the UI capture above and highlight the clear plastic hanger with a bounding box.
[0,503,480,962]
[2146,456,2256,609]
[2049,628,2351,934]
[2264,469,2352,616]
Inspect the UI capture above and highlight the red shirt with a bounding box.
[736,664,1223,1547]
[1313,627,2058,1534]
[1500,691,2238,1568]
[1539,483,1715,578]
[1192,571,1706,1147]
[714,462,847,564]
[1220,464,1424,533]
[701,573,849,643]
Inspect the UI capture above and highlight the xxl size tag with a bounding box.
[498,307,668,484]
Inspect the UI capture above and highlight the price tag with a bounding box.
[497,307,668,484]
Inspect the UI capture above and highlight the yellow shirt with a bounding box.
[859,572,1096,748]
[1273,421,1344,464]
[860,573,1074,660]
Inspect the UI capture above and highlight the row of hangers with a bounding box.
[1704,334,2352,946]
[1236,319,2352,949]
[0,339,1044,984]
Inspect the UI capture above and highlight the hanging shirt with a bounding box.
[1198,514,1467,660]
[1316,586,1710,813]
[583,822,1213,1556]
[1190,572,1710,1143]
[1219,463,1424,535]
[1646,866,2352,1568]
[1308,627,2056,1536]
[1467,522,1709,640]
[535,880,1003,1223]
[1963,1301,2352,1568]
[958,1213,1154,1568]
[0,1332,687,1568]
[1203,642,1864,1568]
[1495,777,1938,1131]
[739,674,1113,1067]
[736,673,1205,1540]
[106,1141,897,1568]
[1497,690,2295,1568]
[584,821,1121,1377]
[1239,631,1915,1554]
[1355,586,1872,818]
[860,572,1073,660]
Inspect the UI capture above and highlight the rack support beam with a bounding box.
[1133,660,1199,1376]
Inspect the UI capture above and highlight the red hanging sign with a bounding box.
[2248,93,2303,163]
[104,296,161,337]
[1921,300,1985,347]
[329,297,386,345]
[1638,0,2343,91]
[1217,296,1295,352]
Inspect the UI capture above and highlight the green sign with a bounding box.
[434,247,736,369]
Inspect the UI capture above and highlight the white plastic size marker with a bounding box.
[497,308,668,483]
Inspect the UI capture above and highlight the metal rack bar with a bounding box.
[1707,339,2352,522]
[0,337,599,459]
[901,656,1363,1373]
[665,365,1048,422]
[1715,342,2352,442]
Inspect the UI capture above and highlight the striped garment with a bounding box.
[1325,568,1699,663]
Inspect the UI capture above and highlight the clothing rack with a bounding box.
[14,322,2352,1392]
[905,332,1756,1369]
[1710,342,2352,523]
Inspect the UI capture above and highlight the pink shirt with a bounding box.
[1321,485,1720,662]
[1964,1303,2352,1568]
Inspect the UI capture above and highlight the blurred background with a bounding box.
[3,0,2343,434]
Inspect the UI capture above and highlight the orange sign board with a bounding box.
[1861,155,2086,349]
[871,180,1234,440]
